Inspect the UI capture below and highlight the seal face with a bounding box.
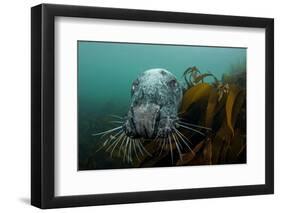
[124,68,183,139]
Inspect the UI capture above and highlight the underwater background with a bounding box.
[78,41,246,170]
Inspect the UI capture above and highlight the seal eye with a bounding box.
[131,80,139,95]
[167,79,177,89]
[160,70,167,75]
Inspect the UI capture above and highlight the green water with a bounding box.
[78,41,246,170]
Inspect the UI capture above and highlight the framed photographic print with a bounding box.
[31,3,274,209]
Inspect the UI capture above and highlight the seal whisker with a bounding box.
[173,128,194,155]
[173,131,183,149]
[164,138,169,150]
[109,114,125,120]
[105,131,123,152]
[130,140,134,163]
[175,129,192,151]
[158,138,165,156]
[118,134,127,157]
[110,133,125,157]
[132,139,140,161]
[154,132,163,152]
[102,138,109,147]
[135,139,144,157]
[177,124,205,136]
[126,137,132,163]
[99,129,122,152]
[177,111,185,116]
[92,126,123,136]
[174,127,193,145]
[172,133,183,161]
[95,138,110,153]
[153,131,161,143]
[126,138,130,162]
[128,138,133,163]
[157,138,164,152]
[168,135,174,164]
[123,137,130,162]
[109,120,124,124]
[178,120,212,130]
[138,139,152,157]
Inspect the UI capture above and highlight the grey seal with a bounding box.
[124,68,183,139]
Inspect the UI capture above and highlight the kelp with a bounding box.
[225,85,241,135]
[176,66,246,166]
[205,88,219,128]
[183,66,219,88]
[180,83,212,113]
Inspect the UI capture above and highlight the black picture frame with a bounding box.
[31,3,274,209]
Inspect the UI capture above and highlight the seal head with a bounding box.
[124,68,182,139]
